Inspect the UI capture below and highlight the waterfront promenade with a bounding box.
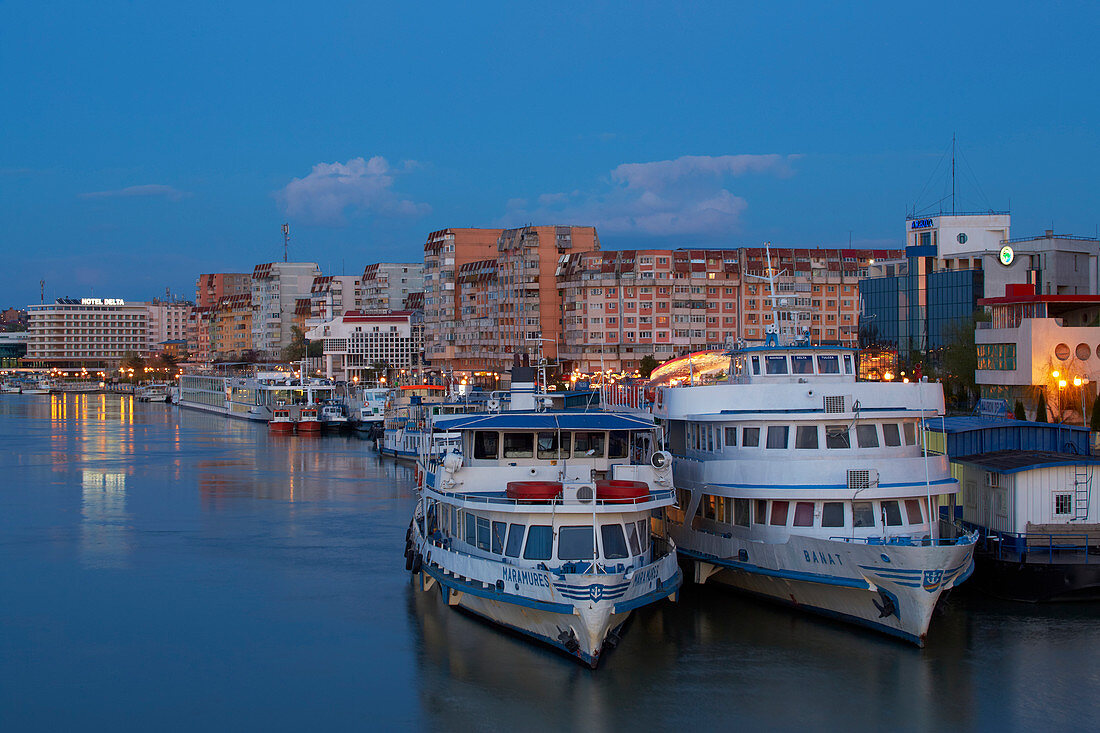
[1,393,1098,730]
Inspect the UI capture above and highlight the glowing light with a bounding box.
[1074,377,1083,387]
[1052,370,1060,379]
[1059,379,1068,388]
[883,371,894,381]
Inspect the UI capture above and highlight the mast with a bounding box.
[951,134,956,215]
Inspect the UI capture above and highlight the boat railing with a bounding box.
[829,530,977,548]
[980,529,1099,564]
[428,486,675,509]
[420,533,650,577]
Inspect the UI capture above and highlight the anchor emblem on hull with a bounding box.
[923,569,944,592]
[589,585,604,601]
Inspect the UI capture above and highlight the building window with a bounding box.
[1054,493,1073,516]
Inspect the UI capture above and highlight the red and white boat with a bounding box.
[298,406,321,433]
[269,407,296,434]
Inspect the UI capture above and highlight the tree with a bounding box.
[940,310,989,410]
[1034,390,1049,423]
[1014,400,1026,421]
[638,355,659,379]
[282,325,308,362]
[1091,394,1100,432]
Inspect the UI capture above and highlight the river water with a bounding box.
[1,394,1098,731]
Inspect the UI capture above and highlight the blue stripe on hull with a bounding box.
[677,547,871,590]
[422,564,575,614]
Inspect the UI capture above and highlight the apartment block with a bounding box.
[423,228,503,365]
[307,311,424,381]
[210,294,253,361]
[146,299,193,355]
[195,273,251,310]
[24,298,150,371]
[250,262,321,358]
[308,275,361,327]
[189,306,214,363]
[556,247,894,373]
[360,263,424,313]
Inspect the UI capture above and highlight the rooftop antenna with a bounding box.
[951,133,956,215]
[40,279,44,304]
[282,223,290,263]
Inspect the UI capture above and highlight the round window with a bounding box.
[1055,343,1071,361]
[1077,343,1092,361]
[957,233,968,245]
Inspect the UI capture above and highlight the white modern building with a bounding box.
[306,310,424,381]
[25,298,151,371]
[251,262,321,359]
[359,262,424,313]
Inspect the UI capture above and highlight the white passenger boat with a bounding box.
[354,386,389,435]
[320,400,350,431]
[608,341,977,646]
[406,361,682,667]
[18,378,52,394]
[177,371,337,422]
[136,383,170,402]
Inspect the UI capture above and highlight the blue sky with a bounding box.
[3,1,1098,306]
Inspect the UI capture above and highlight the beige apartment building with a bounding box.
[250,262,321,358]
[423,228,503,366]
[210,294,253,361]
[360,263,424,313]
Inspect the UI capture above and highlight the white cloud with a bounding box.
[501,153,798,237]
[79,184,189,201]
[276,156,430,226]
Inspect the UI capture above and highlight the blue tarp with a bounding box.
[432,412,655,431]
[924,416,1090,456]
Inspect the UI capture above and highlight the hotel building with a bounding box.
[24,298,151,371]
[250,262,321,359]
[360,263,424,313]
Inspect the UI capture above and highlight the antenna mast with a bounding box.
[40,279,44,304]
[951,133,956,215]
[282,223,290,263]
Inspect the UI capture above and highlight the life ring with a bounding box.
[656,387,664,408]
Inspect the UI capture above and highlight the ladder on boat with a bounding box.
[1074,464,1092,521]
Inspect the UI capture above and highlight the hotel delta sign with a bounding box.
[976,343,1017,371]
[80,298,125,305]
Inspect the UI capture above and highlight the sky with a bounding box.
[2,1,1099,306]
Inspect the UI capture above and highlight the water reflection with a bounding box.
[80,469,130,568]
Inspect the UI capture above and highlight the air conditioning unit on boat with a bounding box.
[847,469,878,491]
[823,395,849,413]
[562,482,596,504]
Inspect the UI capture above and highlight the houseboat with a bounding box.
[177,370,337,422]
[406,360,682,667]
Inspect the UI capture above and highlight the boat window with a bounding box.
[734,498,751,527]
[791,355,814,374]
[609,431,629,459]
[715,427,723,450]
[882,501,904,526]
[636,520,650,552]
[843,354,853,374]
[903,422,917,445]
[817,355,840,374]
[503,432,534,458]
[751,356,760,375]
[855,424,879,448]
[766,425,789,449]
[795,425,819,449]
[523,525,553,560]
[625,521,641,555]
[754,499,767,524]
[465,512,477,545]
[558,526,595,560]
[601,524,629,559]
[707,426,714,452]
[852,501,875,528]
[742,427,761,447]
[724,427,737,446]
[505,523,525,557]
[765,355,789,375]
[491,521,507,554]
[702,494,716,520]
[770,501,789,525]
[537,431,567,459]
[904,499,924,524]
[474,431,499,459]
[476,516,491,551]
[450,508,458,538]
[882,423,901,447]
[821,502,845,527]
[825,425,850,449]
[574,432,605,457]
[793,502,815,526]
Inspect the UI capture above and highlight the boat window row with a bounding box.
[434,504,650,562]
[472,430,632,460]
[682,491,929,529]
[749,353,854,376]
[686,421,918,452]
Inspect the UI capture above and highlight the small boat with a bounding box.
[269,407,296,434]
[320,401,350,431]
[0,381,21,394]
[298,406,321,433]
[19,378,52,395]
[136,383,170,402]
[406,355,682,668]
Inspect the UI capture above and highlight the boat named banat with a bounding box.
[406,358,682,667]
[608,338,977,645]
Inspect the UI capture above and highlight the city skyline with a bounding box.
[4,2,1099,306]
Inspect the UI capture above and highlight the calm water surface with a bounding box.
[1,394,1098,731]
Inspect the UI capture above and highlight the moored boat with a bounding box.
[320,401,350,431]
[269,407,296,434]
[406,357,682,667]
[298,406,321,433]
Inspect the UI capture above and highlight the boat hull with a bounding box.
[268,422,295,434]
[297,421,321,433]
[674,528,974,645]
[972,552,1100,602]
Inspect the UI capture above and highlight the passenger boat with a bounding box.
[1,380,21,394]
[355,386,389,437]
[136,383,170,402]
[406,358,682,668]
[320,401,350,431]
[381,384,449,460]
[18,377,52,394]
[298,406,321,433]
[269,407,296,433]
[176,370,336,422]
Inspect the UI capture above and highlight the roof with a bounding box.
[924,416,1089,435]
[953,450,1100,474]
[432,412,656,431]
[978,293,1100,306]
